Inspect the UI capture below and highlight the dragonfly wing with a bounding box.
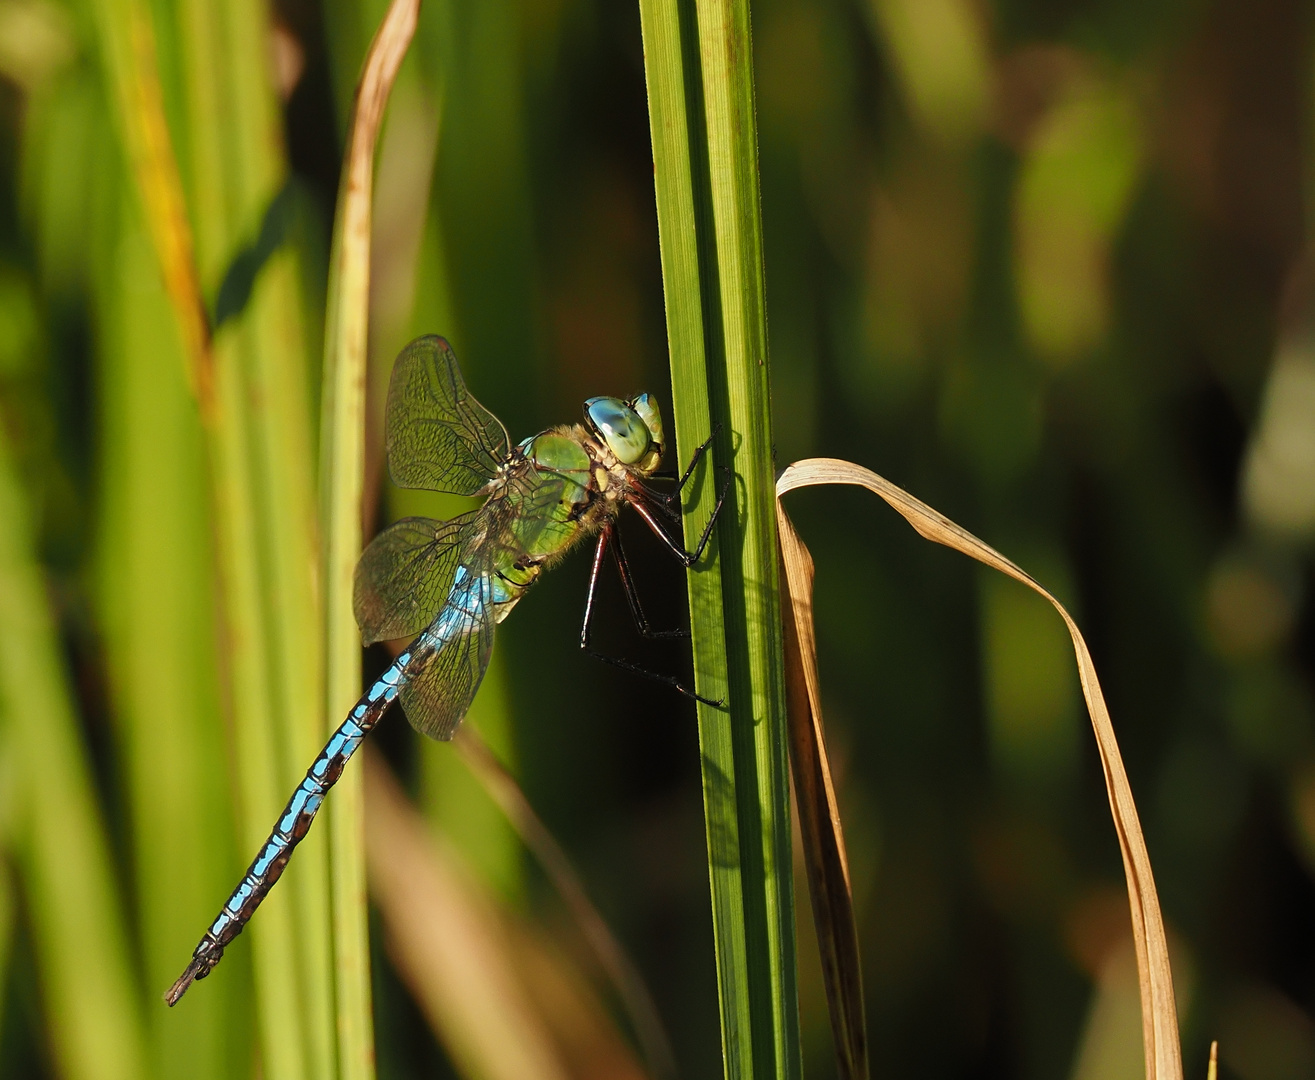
[398,570,496,741]
[464,462,578,572]
[386,335,511,495]
[353,514,475,645]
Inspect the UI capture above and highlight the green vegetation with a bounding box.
[1,0,1314,1078]
[640,1,798,1076]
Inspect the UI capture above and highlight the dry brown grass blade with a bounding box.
[453,729,678,1080]
[321,0,420,411]
[508,925,652,1080]
[362,746,649,1080]
[776,505,868,1080]
[319,0,421,1071]
[776,457,1183,1080]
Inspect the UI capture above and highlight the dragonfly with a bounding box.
[166,334,727,1005]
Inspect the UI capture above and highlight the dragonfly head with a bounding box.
[584,394,664,474]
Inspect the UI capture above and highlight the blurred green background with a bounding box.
[1,0,1314,1077]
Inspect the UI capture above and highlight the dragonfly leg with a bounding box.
[611,525,689,640]
[584,647,724,707]
[640,425,722,503]
[631,464,731,569]
[669,425,721,496]
[580,528,723,707]
[580,528,609,646]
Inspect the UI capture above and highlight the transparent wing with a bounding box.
[398,571,496,741]
[353,514,477,645]
[461,464,575,571]
[386,335,511,495]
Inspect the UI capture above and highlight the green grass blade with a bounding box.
[169,0,333,1069]
[638,1,799,1077]
[0,862,13,1032]
[0,404,149,1080]
[319,2,420,1077]
[97,188,248,1080]
[87,0,333,1062]
[206,326,316,1080]
[135,0,331,1070]
[212,0,335,1063]
[17,17,244,1077]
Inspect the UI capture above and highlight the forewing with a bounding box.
[353,515,474,645]
[386,335,511,495]
[398,572,496,741]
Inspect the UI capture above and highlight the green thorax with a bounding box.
[474,428,602,617]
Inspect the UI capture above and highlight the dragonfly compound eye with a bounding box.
[584,397,651,466]
[629,393,664,454]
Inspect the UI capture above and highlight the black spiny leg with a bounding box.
[610,526,688,640]
[640,425,721,504]
[631,463,731,569]
[675,427,720,489]
[580,527,723,707]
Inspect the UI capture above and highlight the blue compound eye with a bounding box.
[584,397,651,465]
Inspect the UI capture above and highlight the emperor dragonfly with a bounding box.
[166,335,725,1004]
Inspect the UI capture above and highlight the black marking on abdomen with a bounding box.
[165,648,418,1005]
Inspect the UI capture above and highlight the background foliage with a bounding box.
[0,0,1313,1077]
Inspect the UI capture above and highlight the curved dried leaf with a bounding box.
[777,505,867,1080]
[777,457,1182,1080]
